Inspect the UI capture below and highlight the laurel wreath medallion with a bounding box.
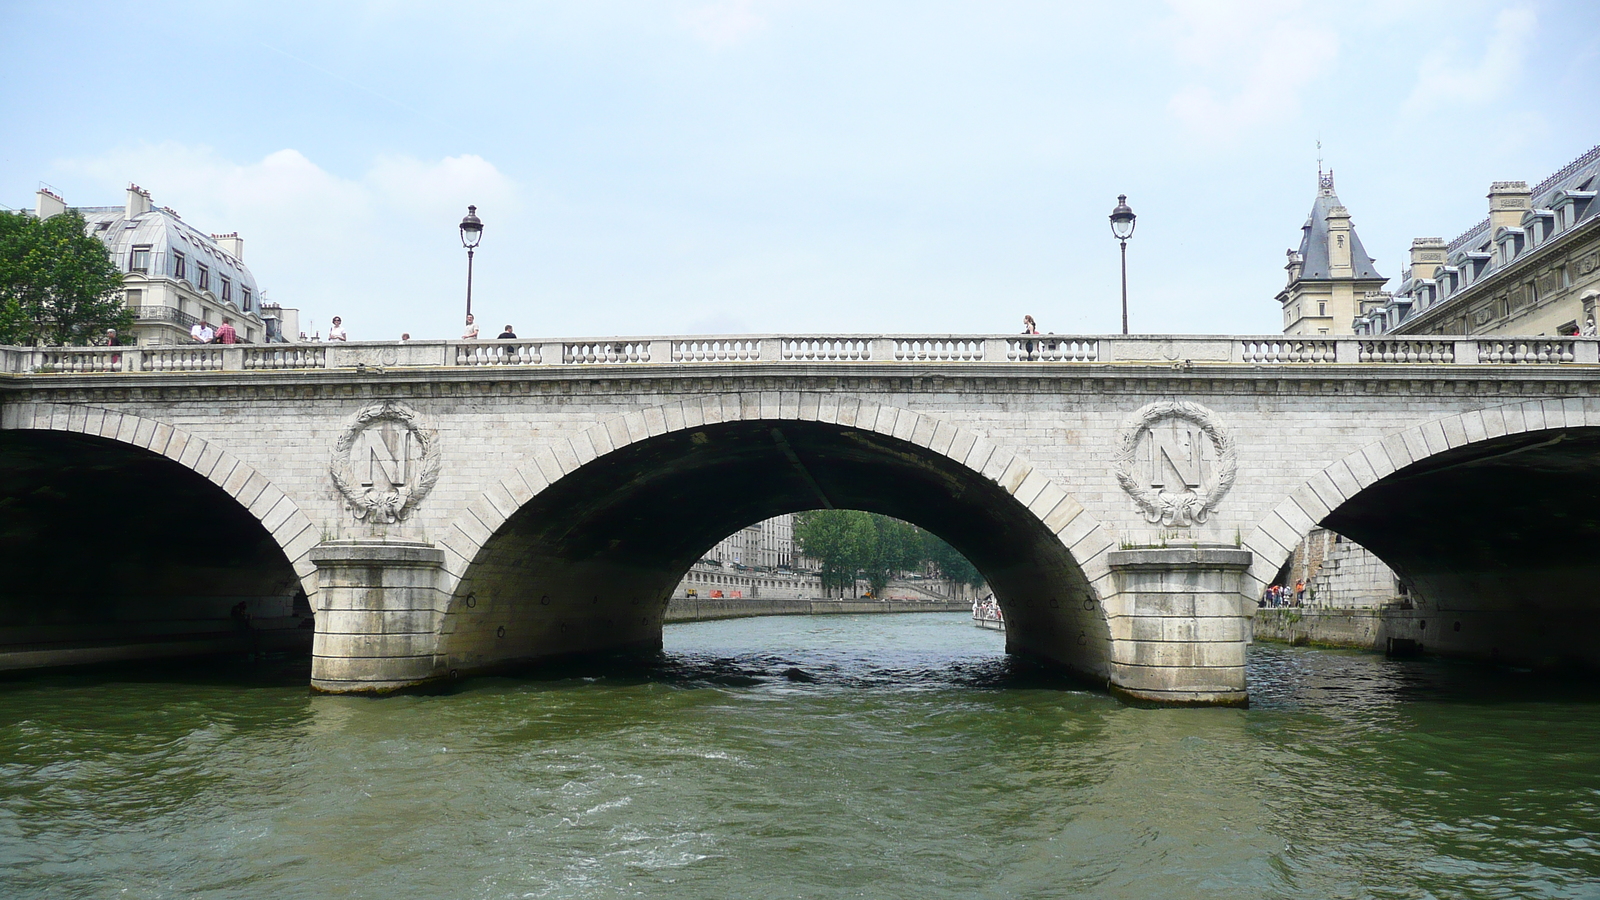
[329,401,441,524]
[1112,400,1237,527]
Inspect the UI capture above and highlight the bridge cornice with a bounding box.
[4,360,1600,405]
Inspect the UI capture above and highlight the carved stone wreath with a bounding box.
[1112,400,1237,527]
[329,400,441,524]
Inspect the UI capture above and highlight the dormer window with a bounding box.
[1436,265,1459,296]
[220,276,232,303]
[128,245,150,273]
[1554,189,1596,230]
[1464,250,1491,282]
[196,264,210,292]
[242,286,252,312]
[172,251,186,281]
[1495,227,1526,263]
[1524,209,1556,244]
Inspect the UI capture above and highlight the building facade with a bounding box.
[34,185,271,346]
[1277,171,1388,335]
[1355,145,1600,337]
[704,514,796,570]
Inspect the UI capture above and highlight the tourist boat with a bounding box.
[972,596,1004,631]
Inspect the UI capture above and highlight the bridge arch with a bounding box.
[0,398,321,637]
[434,393,1117,680]
[1243,397,1600,667]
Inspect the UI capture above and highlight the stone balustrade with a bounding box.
[2,333,1595,374]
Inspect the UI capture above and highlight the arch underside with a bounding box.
[1322,426,1600,668]
[444,420,1108,679]
[0,430,310,670]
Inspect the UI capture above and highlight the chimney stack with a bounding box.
[212,232,244,261]
[1408,237,1447,282]
[1487,181,1531,232]
[125,183,152,219]
[1326,205,1353,276]
[34,188,66,220]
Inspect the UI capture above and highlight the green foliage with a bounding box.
[920,530,984,587]
[793,509,874,596]
[862,515,922,599]
[0,210,130,346]
[793,510,984,598]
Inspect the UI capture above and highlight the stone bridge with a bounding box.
[2,332,1597,705]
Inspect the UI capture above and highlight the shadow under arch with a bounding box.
[0,410,318,670]
[1243,398,1600,669]
[438,398,1113,682]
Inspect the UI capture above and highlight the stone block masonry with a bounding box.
[3,333,1599,703]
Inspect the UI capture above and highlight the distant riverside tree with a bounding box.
[862,515,922,599]
[0,210,130,347]
[794,510,874,597]
[920,530,984,589]
[794,510,984,598]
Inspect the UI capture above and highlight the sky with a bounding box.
[2,1,1598,342]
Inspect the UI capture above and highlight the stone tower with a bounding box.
[1277,171,1388,335]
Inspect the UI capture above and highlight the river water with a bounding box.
[3,612,1599,899]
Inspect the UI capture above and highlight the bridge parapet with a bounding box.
[2,334,1595,375]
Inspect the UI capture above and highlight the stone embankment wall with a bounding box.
[1304,533,1403,609]
[0,594,312,672]
[666,597,969,623]
[1253,607,1409,651]
[675,566,974,604]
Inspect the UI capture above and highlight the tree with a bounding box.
[794,509,874,597]
[920,530,985,588]
[0,210,130,347]
[862,515,922,598]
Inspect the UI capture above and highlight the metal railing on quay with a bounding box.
[0,334,1595,374]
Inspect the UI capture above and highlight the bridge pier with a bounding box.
[309,540,447,693]
[1102,547,1253,706]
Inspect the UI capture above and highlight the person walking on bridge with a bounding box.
[1021,314,1039,359]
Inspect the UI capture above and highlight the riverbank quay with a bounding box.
[1253,606,1436,659]
[0,616,312,672]
[665,596,969,623]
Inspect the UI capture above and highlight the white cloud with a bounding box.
[54,144,518,339]
[1161,0,1340,140]
[1403,6,1535,114]
[680,0,768,47]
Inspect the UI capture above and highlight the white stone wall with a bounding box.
[5,355,1600,697]
[1308,534,1403,609]
[677,564,817,600]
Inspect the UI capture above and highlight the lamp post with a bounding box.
[459,205,484,320]
[1109,194,1136,335]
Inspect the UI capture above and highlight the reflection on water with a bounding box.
[2,613,1599,899]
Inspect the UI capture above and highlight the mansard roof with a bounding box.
[75,203,260,313]
[1446,143,1600,256]
[1295,172,1383,281]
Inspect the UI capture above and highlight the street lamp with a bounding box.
[1109,194,1136,335]
[459,205,484,319]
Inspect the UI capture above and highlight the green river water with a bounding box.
[3,612,1599,899]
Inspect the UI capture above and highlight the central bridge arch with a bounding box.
[435,396,1114,683]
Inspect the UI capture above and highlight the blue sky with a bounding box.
[3,1,1597,341]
